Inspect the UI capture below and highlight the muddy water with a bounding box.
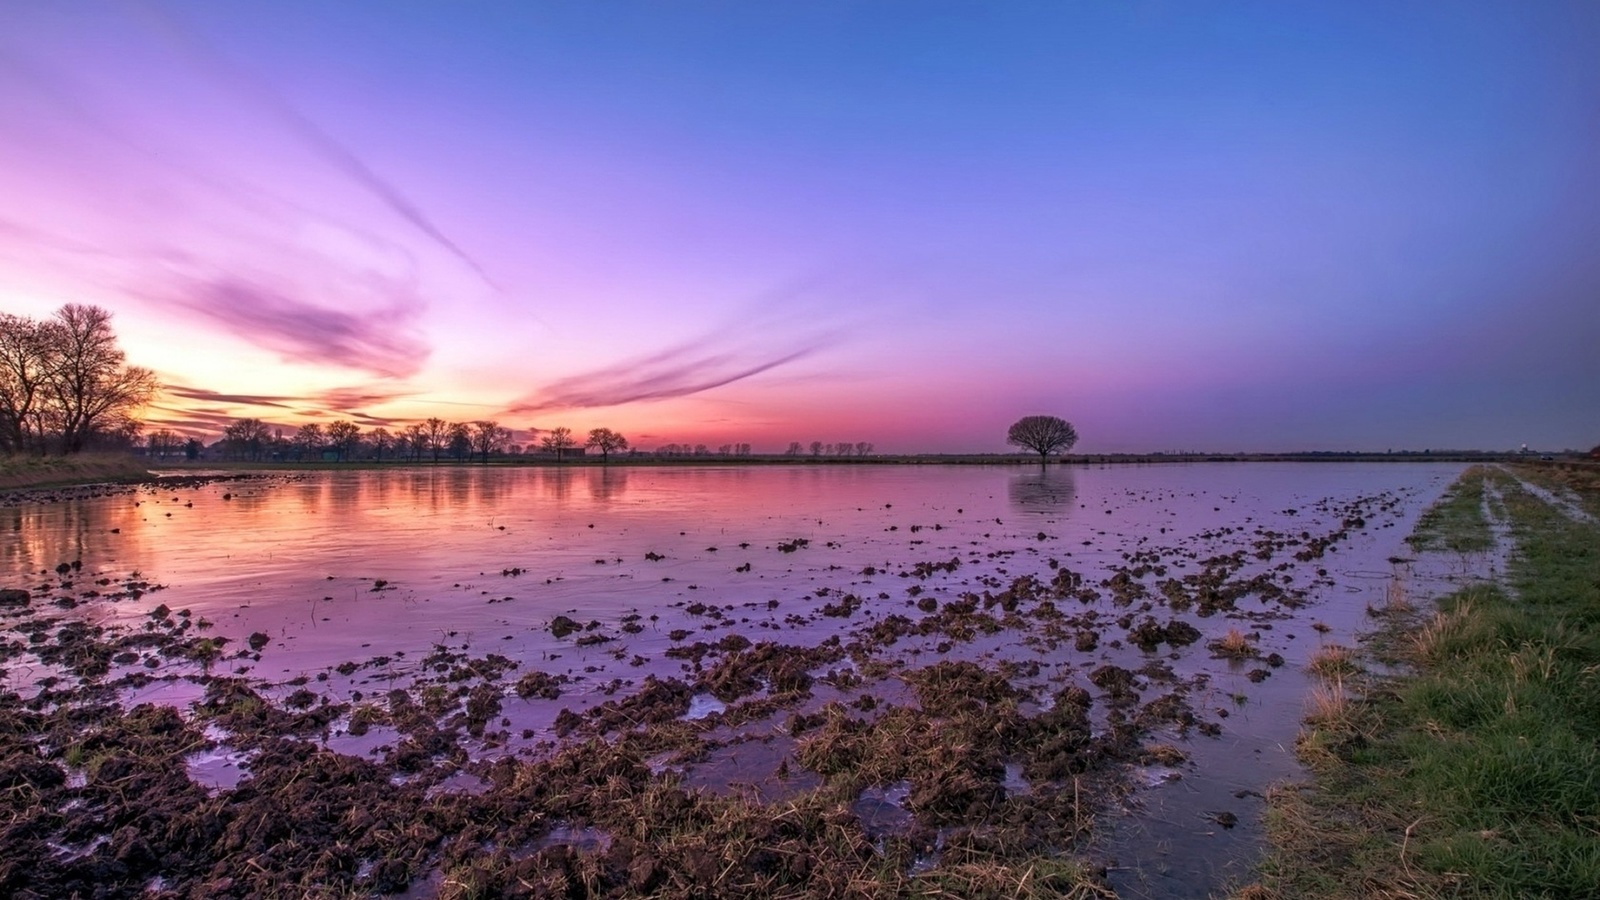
[2,462,1464,897]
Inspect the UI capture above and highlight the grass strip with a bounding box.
[0,452,151,490]
[1243,467,1600,899]
[1511,462,1600,522]
[1405,464,1494,553]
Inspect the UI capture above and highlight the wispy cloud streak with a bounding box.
[150,381,414,436]
[510,285,847,412]
[172,278,429,378]
[517,344,827,412]
[1,16,478,380]
[164,386,296,408]
[134,3,496,286]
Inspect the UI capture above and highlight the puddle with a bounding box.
[852,780,914,838]
[183,724,255,793]
[1002,761,1032,796]
[425,770,490,797]
[684,692,726,720]
[681,738,822,802]
[536,823,612,854]
[324,723,403,758]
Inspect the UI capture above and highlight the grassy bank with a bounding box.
[1244,466,1600,898]
[0,453,152,490]
[1405,464,1495,553]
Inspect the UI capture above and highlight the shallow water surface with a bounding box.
[2,462,1468,897]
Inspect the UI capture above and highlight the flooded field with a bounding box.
[1,462,1473,898]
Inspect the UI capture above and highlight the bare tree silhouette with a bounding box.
[471,420,511,463]
[292,423,324,460]
[1005,415,1078,463]
[423,417,449,463]
[327,420,361,461]
[1,305,158,454]
[586,427,629,462]
[542,426,576,461]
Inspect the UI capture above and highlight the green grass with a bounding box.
[1245,467,1600,899]
[1406,464,1495,553]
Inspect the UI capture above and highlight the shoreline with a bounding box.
[0,454,154,492]
[4,449,1573,496]
[1239,464,1600,897]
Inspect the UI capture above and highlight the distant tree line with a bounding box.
[145,429,203,461]
[0,304,159,455]
[213,418,631,465]
[784,441,874,457]
[653,443,754,457]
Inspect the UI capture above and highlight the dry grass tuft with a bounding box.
[1384,576,1411,613]
[1209,627,1255,659]
[1306,644,1358,680]
[1303,678,1353,729]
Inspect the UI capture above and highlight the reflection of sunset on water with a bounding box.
[2,462,1480,896]
[3,464,1461,676]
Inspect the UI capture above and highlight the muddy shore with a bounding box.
[0,466,1455,898]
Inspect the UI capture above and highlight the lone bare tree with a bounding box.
[586,427,628,462]
[1006,415,1078,463]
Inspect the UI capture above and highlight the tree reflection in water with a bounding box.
[1008,467,1077,516]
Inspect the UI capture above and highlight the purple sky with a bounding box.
[2,1,1596,452]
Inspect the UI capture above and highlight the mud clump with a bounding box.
[1017,685,1095,782]
[908,660,1021,713]
[197,678,347,746]
[1089,664,1140,704]
[569,676,693,735]
[515,670,565,700]
[697,642,827,702]
[1125,616,1202,651]
[465,684,503,736]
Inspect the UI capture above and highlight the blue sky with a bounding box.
[2,1,1596,450]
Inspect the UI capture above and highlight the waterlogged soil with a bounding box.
[0,463,1464,898]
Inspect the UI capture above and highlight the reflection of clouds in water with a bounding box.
[1008,468,1078,516]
